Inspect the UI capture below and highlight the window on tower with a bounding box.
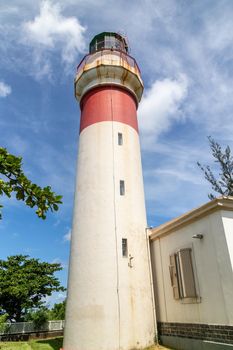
[118,133,123,145]
[122,238,128,257]
[120,180,125,195]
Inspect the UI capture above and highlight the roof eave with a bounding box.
[150,196,233,241]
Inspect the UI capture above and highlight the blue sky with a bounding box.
[0,0,233,305]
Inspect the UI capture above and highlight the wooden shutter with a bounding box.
[169,254,180,300]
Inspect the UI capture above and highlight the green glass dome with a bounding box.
[89,32,128,54]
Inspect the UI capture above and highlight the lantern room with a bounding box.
[89,32,128,54]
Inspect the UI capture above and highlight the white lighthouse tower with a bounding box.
[63,32,155,350]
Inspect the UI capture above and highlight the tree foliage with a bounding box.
[0,313,10,333]
[197,136,233,199]
[48,300,66,320]
[0,255,65,322]
[25,307,49,329]
[25,301,66,324]
[0,147,62,219]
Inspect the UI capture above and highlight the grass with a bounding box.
[0,338,171,350]
[145,346,171,350]
[0,337,63,350]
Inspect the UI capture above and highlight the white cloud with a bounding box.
[44,292,66,307]
[138,75,188,149]
[1,0,232,226]
[4,135,28,155]
[0,81,11,97]
[51,258,68,269]
[147,168,202,186]
[142,138,214,223]
[22,0,86,72]
[204,10,233,53]
[63,229,71,242]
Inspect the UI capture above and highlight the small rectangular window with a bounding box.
[169,248,197,300]
[120,180,125,195]
[118,133,123,145]
[122,238,128,257]
[178,248,197,298]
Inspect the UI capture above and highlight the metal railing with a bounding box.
[0,320,64,335]
[76,49,141,80]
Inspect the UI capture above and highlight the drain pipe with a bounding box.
[145,226,157,343]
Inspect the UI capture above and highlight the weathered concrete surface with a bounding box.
[64,121,155,350]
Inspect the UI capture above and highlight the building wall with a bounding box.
[222,210,233,272]
[150,210,233,326]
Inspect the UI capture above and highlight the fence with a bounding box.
[0,320,65,335]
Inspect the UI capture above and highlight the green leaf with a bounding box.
[0,147,63,219]
[0,255,65,321]
[197,137,233,199]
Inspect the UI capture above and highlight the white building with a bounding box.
[150,196,233,349]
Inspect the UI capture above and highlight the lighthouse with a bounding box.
[63,32,155,350]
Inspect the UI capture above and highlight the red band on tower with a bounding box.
[79,86,138,134]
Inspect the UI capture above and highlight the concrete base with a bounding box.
[160,336,233,349]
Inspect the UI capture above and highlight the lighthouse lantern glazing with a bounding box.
[64,32,156,350]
